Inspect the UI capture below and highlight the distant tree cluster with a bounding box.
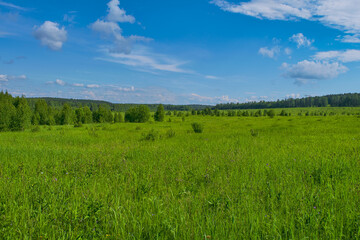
[215,93,360,110]
[26,97,209,112]
[0,91,128,131]
[0,91,31,131]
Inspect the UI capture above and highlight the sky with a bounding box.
[1,0,360,105]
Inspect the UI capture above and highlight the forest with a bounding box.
[3,91,360,132]
[215,93,360,109]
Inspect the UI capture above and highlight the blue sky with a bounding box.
[1,0,360,104]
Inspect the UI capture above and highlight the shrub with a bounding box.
[143,129,159,141]
[191,122,204,133]
[267,110,276,118]
[125,105,150,123]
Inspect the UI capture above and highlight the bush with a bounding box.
[142,129,159,141]
[125,105,150,123]
[191,122,204,133]
[267,110,276,118]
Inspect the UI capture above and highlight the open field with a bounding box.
[1,114,360,239]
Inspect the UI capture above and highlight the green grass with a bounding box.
[1,114,360,239]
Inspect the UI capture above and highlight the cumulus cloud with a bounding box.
[314,49,360,63]
[90,0,148,54]
[290,33,313,48]
[91,20,121,36]
[259,46,280,58]
[55,79,66,86]
[211,0,360,41]
[33,21,67,50]
[282,60,348,85]
[106,0,135,23]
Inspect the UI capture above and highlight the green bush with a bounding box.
[191,122,204,133]
[142,129,159,141]
[125,105,150,123]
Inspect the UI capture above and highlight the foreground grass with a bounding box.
[1,115,360,239]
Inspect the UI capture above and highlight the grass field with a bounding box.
[1,113,360,239]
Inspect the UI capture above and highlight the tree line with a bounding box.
[26,97,209,112]
[215,93,360,110]
[0,91,167,131]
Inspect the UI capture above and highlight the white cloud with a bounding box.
[72,83,84,87]
[55,79,66,86]
[90,0,148,54]
[289,33,313,48]
[286,93,301,98]
[190,93,240,104]
[282,60,348,85]
[205,75,219,79]
[340,35,360,43]
[106,0,135,23]
[211,0,313,20]
[86,84,100,88]
[0,74,27,82]
[259,46,280,58]
[245,95,269,102]
[115,86,135,92]
[0,31,14,38]
[211,0,360,40]
[63,12,76,23]
[33,21,67,51]
[91,20,121,36]
[97,46,190,73]
[284,47,292,55]
[314,49,360,63]
[0,74,8,82]
[0,1,27,11]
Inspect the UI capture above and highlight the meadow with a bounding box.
[1,112,360,239]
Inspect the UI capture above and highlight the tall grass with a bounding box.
[0,115,360,239]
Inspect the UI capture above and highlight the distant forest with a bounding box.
[215,93,360,110]
[27,97,209,112]
[27,93,360,111]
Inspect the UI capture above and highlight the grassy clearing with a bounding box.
[1,115,360,239]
